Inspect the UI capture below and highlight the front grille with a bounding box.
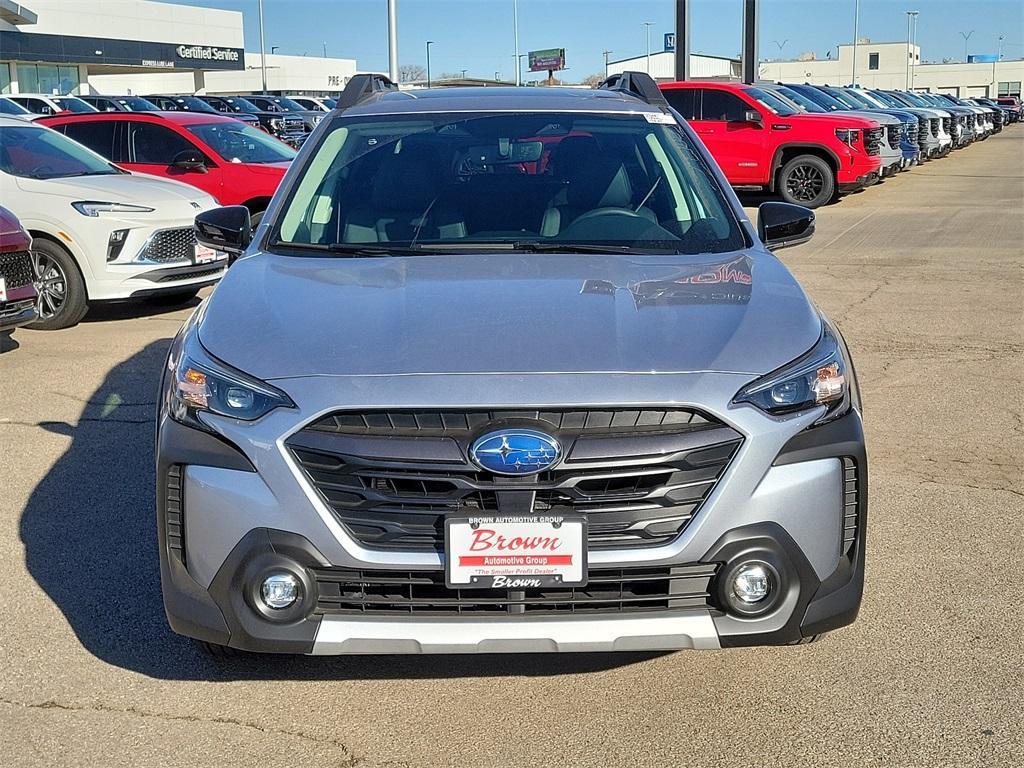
[841,457,859,555]
[0,250,34,289]
[137,228,196,264]
[930,117,939,138]
[165,465,185,564]
[887,124,901,148]
[918,120,929,145]
[941,117,951,134]
[284,116,305,132]
[863,127,883,155]
[288,408,742,552]
[313,564,718,615]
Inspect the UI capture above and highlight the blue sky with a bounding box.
[165,0,1023,81]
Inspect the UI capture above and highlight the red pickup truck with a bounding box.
[40,112,296,226]
[659,81,883,208]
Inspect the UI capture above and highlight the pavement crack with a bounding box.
[0,697,361,764]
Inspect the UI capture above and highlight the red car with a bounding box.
[659,81,883,208]
[0,205,38,332]
[40,111,296,225]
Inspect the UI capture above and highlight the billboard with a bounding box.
[664,33,675,52]
[529,48,566,72]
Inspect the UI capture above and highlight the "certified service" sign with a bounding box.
[175,45,240,63]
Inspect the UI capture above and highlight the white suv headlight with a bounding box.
[72,201,156,217]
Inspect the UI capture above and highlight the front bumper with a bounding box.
[838,171,878,193]
[157,367,868,654]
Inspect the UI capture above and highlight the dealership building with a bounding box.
[0,0,359,96]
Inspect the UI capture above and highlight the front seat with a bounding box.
[541,155,644,236]
[343,148,466,243]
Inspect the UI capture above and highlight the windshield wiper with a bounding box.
[511,241,681,254]
[270,240,432,257]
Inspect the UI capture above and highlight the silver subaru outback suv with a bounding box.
[159,72,866,655]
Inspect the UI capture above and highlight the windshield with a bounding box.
[187,122,296,164]
[322,98,337,109]
[119,97,158,111]
[53,97,98,113]
[0,124,119,179]
[171,96,219,113]
[869,91,903,108]
[220,97,260,112]
[745,87,798,116]
[820,87,864,110]
[839,90,875,109]
[787,85,844,112]
[0,98,30,115]
[851,90,888,109]
[267,96,306,112]
[272,111,745,256]
[771,86,826,113]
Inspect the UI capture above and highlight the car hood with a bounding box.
[831,109,900,126]
[199,249,822,381]
[14,170,214,206]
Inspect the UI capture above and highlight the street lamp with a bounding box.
[851,0,861,86]
[772,39,788,59]
[905,10,919,90]
[643,22,654,74]
[515,53,527,86]
[960,30,973,63]
[993,35,1004,96]
[426,40,434,88]
[513,0,521,86]
[258,0,268,93]
[603,49,613,79]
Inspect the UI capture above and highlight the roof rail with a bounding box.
[598,71,668,107]
[335,73,399,110]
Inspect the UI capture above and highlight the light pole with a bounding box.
[461,68,468,79]
[323,41,327,59]
[603,49,613,78]
[851,0,860,86]
[515,53,527,85]
[960,30,973,62]
[910,11,919,89]
[905,10,918,90]
[993,35,1004,96]
[513,0,521,86]
[258,0,268,93]
[643,21,654,74]
[426,40,434,87]
[387,0,398,82]
[772,39,788,59]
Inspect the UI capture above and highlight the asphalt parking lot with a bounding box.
[1,129,1022,768]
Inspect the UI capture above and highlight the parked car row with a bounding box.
[658,80,1015,208]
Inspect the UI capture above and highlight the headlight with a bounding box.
[166,308,294,432]
[835,128,861,147]
[733,321,858,425]
[72,201,156,217]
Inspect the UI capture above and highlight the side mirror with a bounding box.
[195,206,252,259]
[744,109,763,124]
[171,148,207,173]
[757,201,815,250]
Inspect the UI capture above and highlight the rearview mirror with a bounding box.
[757,201,815,250]
[744,109,763,124]
[171,149,207,173]
[195,205,251,259]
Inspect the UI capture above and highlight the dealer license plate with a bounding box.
[445,515,587,589]
[193,244,227,265]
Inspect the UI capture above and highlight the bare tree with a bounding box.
[581,73,605,87]
[398,64,426,83]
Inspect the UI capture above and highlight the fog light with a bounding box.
[260,573,300,609]
[730,563,771,604]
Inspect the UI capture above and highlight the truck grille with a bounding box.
[288,408,742,552]
[929,118,939,138]
[0,250,34,289]
[917,120,929,145]
[137,228,195,264]
[887,124,901,148]
[863,127,883,155]
[313,563,718,616]
[941,117,951,134]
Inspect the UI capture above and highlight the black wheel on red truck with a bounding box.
[778,154,835,209]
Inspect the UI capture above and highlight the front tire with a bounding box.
[778,154,835,209]
[27,240,88,331]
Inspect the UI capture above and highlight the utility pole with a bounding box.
[323,41,327,58]
[602,49,613,78]
[741,0,759,84]
[258,0,268,93]
[674,0,690,81]
[993,35,1004,96]
[387,0,398,82]
[513,0,521,86]
[851,0,860,86]
[426,40,433,87]
[643,21,654,74]
[960,30,973,63]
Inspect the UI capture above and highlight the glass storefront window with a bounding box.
[0,65,11,94]
[14,63,80,95]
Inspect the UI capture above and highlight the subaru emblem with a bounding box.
[470,429,561,476]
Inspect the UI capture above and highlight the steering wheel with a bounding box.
[570,207,645,225]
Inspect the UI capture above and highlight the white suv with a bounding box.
[0,116,221,329]
[5,94,97,116]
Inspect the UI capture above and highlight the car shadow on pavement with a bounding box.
[83,294,202,324]
[20,341,666,681]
